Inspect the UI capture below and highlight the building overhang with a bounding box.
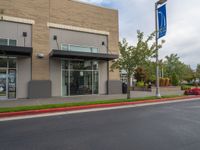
[49,50,118,61]
[0,45,32,57]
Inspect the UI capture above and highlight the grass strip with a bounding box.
[0,95,183,113]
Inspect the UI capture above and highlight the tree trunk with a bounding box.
[127,75,131,99]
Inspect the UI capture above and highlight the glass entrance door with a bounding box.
[62,60,99,96]
[0,70,7,98]
[70,71,92,95]
[8,69,16,99]
[0,57,16,99]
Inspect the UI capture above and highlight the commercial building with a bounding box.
[0,0,121,100]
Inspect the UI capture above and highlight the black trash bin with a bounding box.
[122,82,127,94]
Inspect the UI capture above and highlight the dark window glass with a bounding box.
[93,71,99,94]
[61,44,69,51]
[9,39,17,46]
[70,60,92,70]
[92,61,99,70]
[8,59,16,68]
[62,70,69,96]
[70,45,92,53]
[61,60,69,69]
[8,69,16,99]
[0,58,7,68]
[0,38,8,46]
[70,71,92,95]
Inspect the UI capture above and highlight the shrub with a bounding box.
[165,78,170,86]
[181,85,191,91]
[160,78,165,86]
[159,78,170,86]
[184,90,189,95]
[136,81,145,88]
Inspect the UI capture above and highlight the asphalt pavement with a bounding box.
[1,99,200,150]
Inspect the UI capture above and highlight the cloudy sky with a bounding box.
[80,0,200,69]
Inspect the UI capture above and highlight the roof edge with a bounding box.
[70,0,117,11]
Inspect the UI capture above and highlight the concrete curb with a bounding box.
[0,96,200,118]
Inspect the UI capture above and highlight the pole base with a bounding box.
[156,93,161,98]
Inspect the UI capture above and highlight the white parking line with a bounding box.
[0,98,200,122]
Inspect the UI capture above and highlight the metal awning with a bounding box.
[49,49,118,61]
[0,45,32,57]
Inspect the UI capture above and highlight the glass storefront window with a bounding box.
[70,71,92,95]
[8,69,16,99]
[69,45,92,53]
[0,38,8,46]
[62,60,99,96]
[8,58,16,68]
[61,60,69,69]
[69,60,92,70]
[61,44,99,53]
[84,61,92,70]
[93,71,99,94]
[0,58,7,68]
[0,57,16,99]
[61,44,69,51]
[0,38,17,46]
[92,61,99,70]
[0,70,7,97]
[62,70,69,96]
[92,48,98,53]
[9,39,17,46]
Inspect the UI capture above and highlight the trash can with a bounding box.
[122,82,127,94]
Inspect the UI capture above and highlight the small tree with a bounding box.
[171,73,179,86]
[196,64,200,81]
[164,54,195,84]
[134,67,147,82]
[111,30,164,99]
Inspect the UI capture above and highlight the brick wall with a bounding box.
[0,0,120,80]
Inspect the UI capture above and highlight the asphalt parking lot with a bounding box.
[1,99,200,150]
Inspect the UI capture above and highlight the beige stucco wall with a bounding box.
[17,57,31,98]
[99,61,108,94]
[50,58,61,97]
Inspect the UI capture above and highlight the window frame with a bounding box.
[0,38,17,46]
[61,43,99,53]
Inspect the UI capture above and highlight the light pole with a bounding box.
[155,0,167,98]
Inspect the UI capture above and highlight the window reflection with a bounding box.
[61,44,99,53]
[62,60,99,96]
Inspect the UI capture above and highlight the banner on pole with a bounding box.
[158,4,167,38]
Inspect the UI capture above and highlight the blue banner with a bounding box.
[158,4,167,38]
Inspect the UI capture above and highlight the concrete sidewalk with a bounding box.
[0,87,183,108]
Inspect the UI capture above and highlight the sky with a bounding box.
[80,0,200,69]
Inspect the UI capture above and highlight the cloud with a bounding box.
[79,0,200,69]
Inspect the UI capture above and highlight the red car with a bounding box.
[185,88,200,95]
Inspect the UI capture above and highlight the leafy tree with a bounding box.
[182,65,195,83]
[164,54,184,82]
[134,67,147,82]
[171,73,179,86]
[163,54,195,84]
[143,61,156,83]
[111,30,164,99]
[196,64,200,80]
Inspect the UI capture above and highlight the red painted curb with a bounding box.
[0,95,200,118]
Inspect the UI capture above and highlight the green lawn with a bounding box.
[0,95,184,113]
